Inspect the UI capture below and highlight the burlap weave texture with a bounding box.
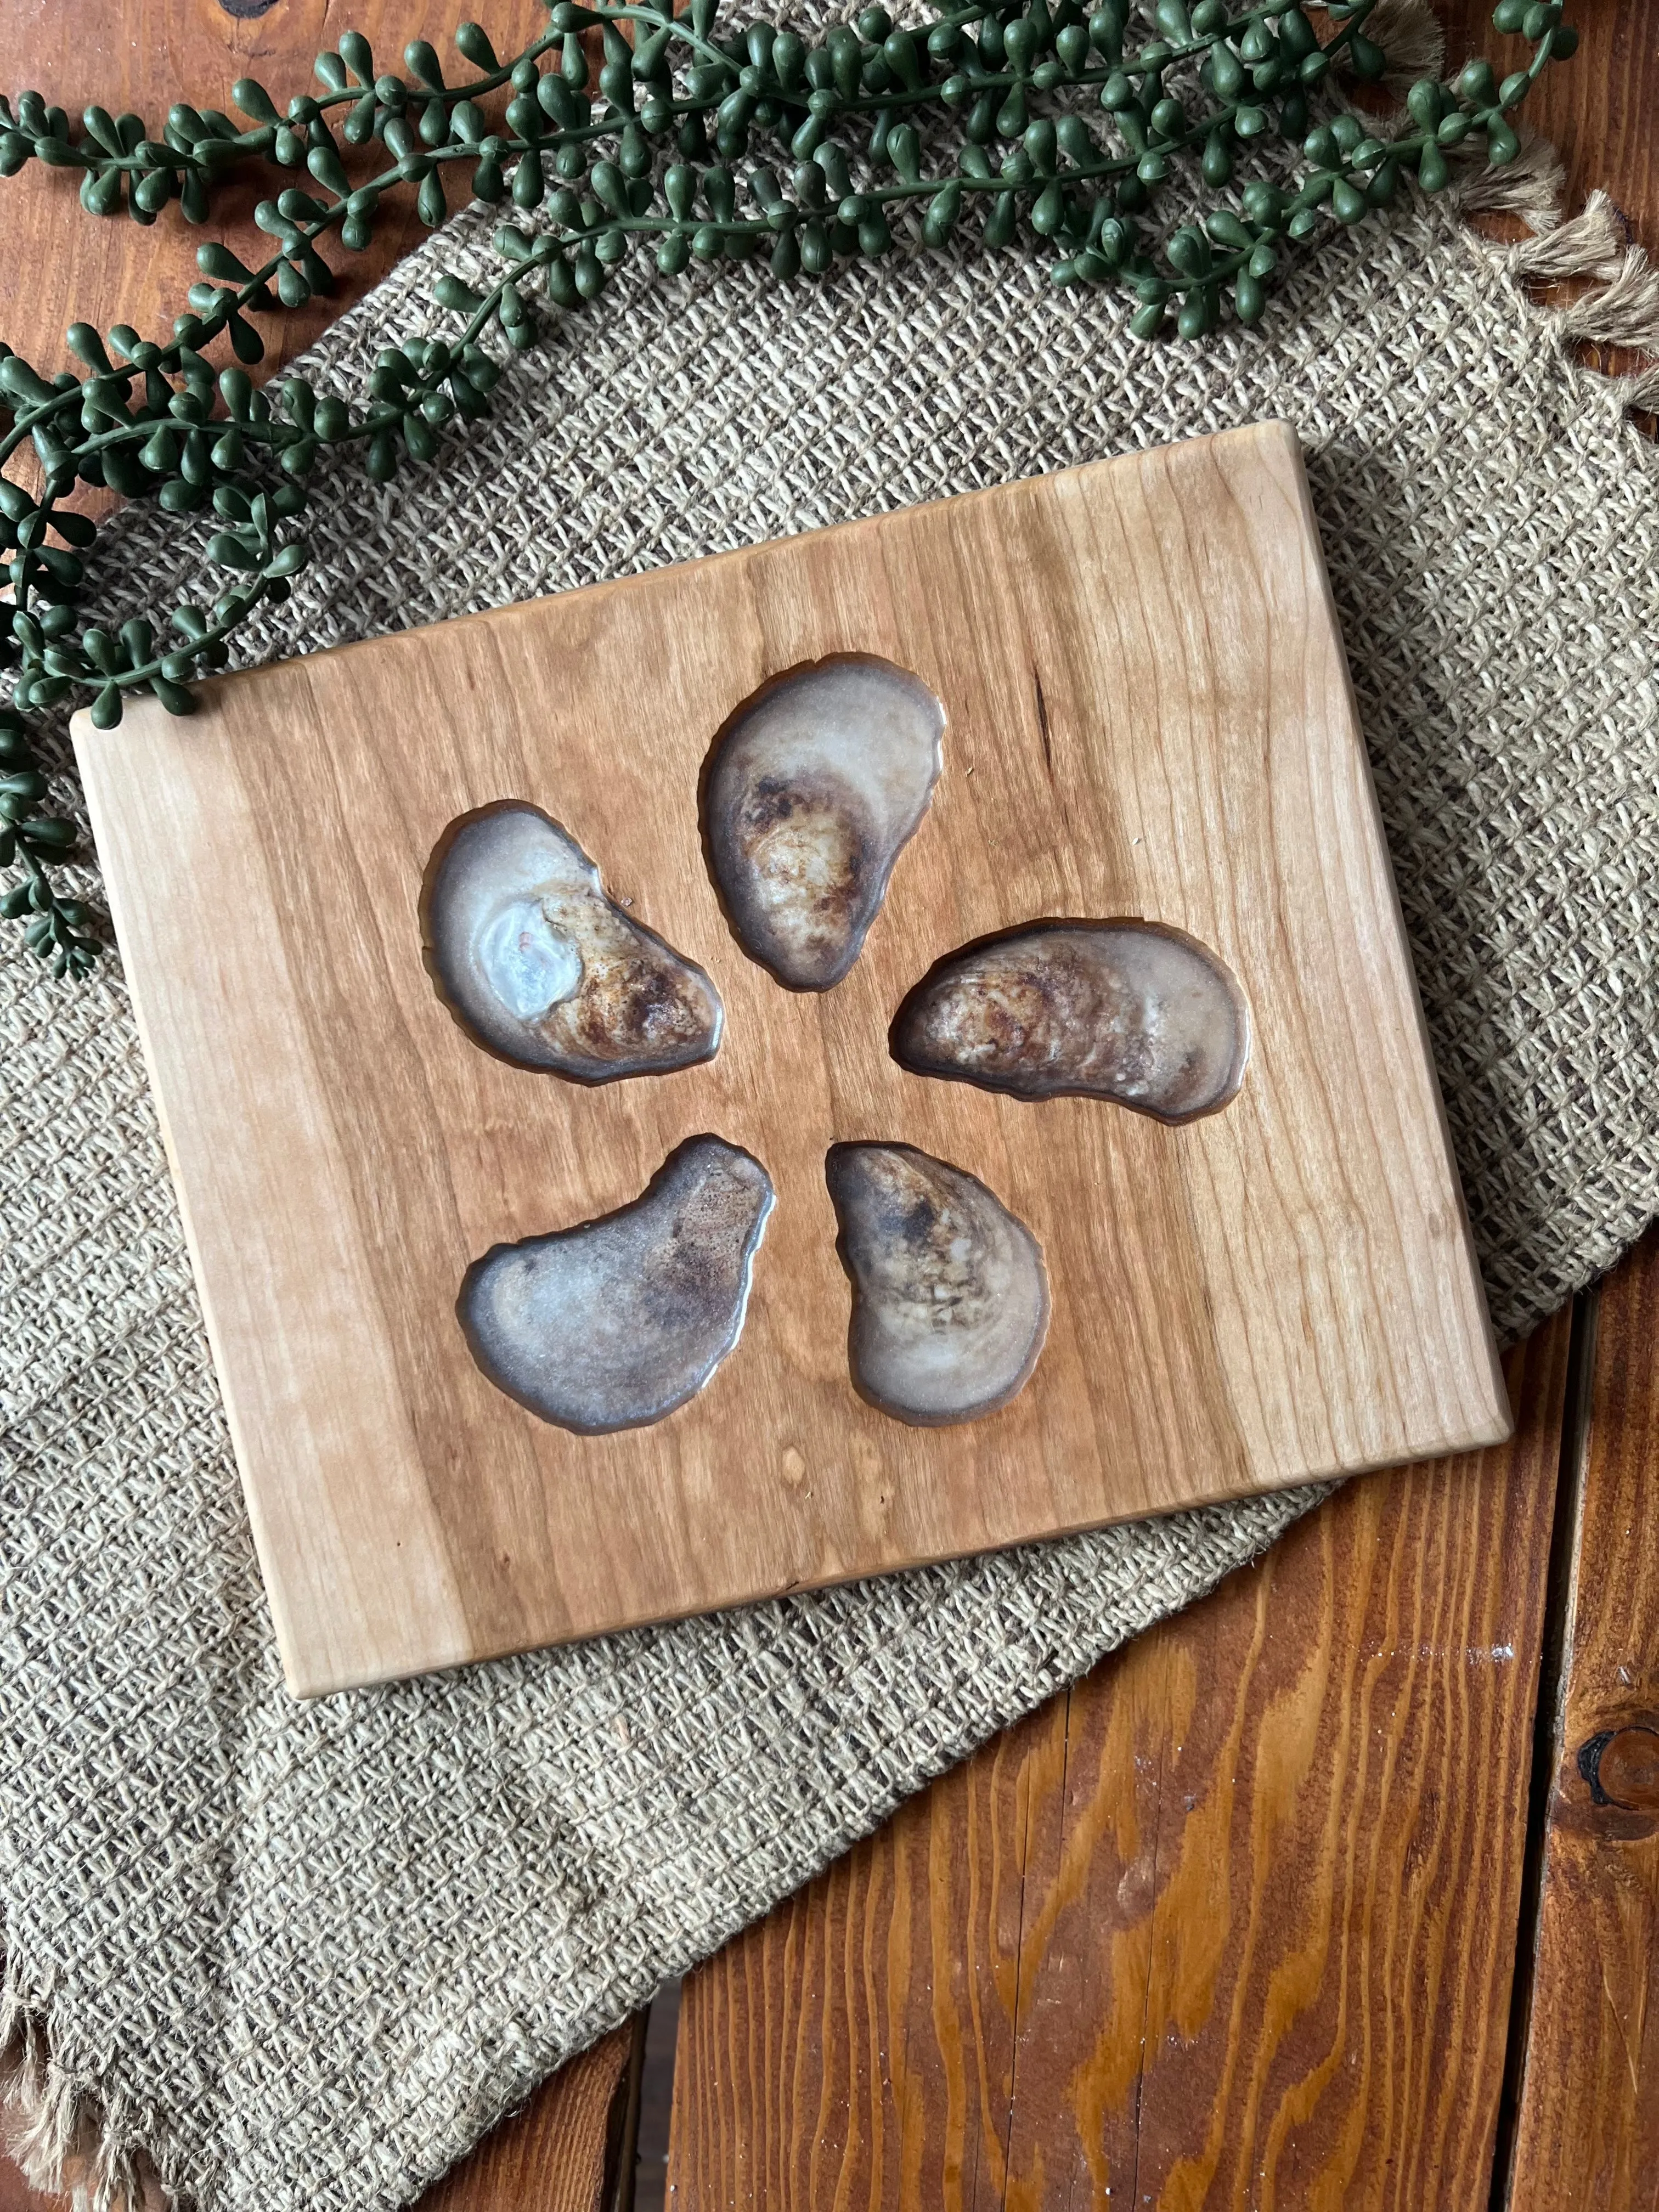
[2,136,1657,2212]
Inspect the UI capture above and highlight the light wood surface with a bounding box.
[668,1316,1568,2212]
[1502,1230,1659,2212]
[74,422,1505,1695]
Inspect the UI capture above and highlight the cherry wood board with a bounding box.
[72,420,1506,1696]
[668,1318,1568,2212]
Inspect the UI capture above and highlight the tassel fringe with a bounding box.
[1365,0,1448,87]
[1458,150,1659,404]
[2,1973,160,2211]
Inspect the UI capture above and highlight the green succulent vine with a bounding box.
[0,0,1574,981]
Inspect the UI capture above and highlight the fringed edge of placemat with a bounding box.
[2,1977,164,2211]
[5,4,1657,2203]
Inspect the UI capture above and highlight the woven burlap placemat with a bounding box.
[3,12,1657,2202]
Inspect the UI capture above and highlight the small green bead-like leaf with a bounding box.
[207,532,261,571]
[1031,181,1065,236]
[888,122,922,184]
[1486,117,1521,166]
[405,40,445,91]
[308,143,349,196]
[227,313,264,366]
[922,177,962,246]
[1367,159,1400,206]
[983,190,1017,249]
[433,273,486,313]
[455,22,499,70]
[590,159,627,213]
[1201,128,1233,187]
[80,167,122,217]
[132,168,173,216]
[138,425,180,472]
[232,78,280,123]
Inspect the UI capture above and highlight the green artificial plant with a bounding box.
[0,0,1574,978]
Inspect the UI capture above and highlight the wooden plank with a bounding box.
[0,2025,639,2212]
[74,425,1504,1694]
[1500,1231,1659,2212]
[0,0,552,493]
[1444,0,1659,258]
[0,2162,64,2211]
[413,2022,641,2212]
[667,1313,1569,2211]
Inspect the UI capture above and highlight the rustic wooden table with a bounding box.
[1,4,1654,2209]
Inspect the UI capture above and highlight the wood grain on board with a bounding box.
[1501,1231,1659,2212]
[413,2023,640,2212]
[74,424,1505,1695]
[668,1314,1570,2212]
[0,2027,640,2212]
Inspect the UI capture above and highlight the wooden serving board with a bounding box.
[74,420,1509,1697]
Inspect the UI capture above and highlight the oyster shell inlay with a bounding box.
[703,656,946,990]
[890,921,1249,1123]
[459,1135,774,1433]
[827,1142,1049,1427]
[424,803,722,1082]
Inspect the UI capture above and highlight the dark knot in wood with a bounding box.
[1577,1725,1659,1812]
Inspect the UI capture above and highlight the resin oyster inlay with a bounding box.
[424,803,722,1081]
[891,921,1249,1122]
[827,1143,1049,1427]
[459,1136,774,1433]
[704,656,946,990]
